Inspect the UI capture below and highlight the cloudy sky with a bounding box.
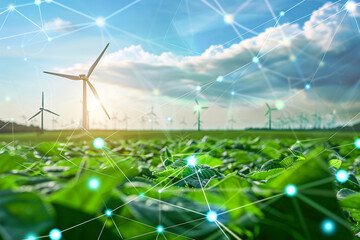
[0,0,360,130]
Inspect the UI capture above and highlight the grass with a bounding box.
[0,129,359,143]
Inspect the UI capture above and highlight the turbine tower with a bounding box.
[193,99,208,131]
[147,106,157,130]
[28,92,59,134]
[265,103,277,130]
[43,43,111,130]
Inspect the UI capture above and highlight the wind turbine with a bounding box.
[28,92,59,134]
[265,103,277,130]
[147,106,157,130]
[122,113,130,130]
[180,117,187,129]
[193,99,208,131]
[112,113,120,129]
[228,115,236,130]
[43,43,111,130]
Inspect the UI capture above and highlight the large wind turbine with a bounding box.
[193,99,208,131]
[28,92,59,134]
[265,103,277,130]
[43,43,111,130]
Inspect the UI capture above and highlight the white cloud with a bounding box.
[44,18,77,32]
[55,2,360,109]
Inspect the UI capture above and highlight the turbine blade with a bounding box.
[43,109,60,116]
[265,110,270,116]
[195,99,199,105]
[201,107,208,109]
[28,111,41,121]
[87,81,111,120]
[265,103,270,109]
[44,71,81,80]
[87,43,109,78]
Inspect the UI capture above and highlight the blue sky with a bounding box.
[0,0,359,130]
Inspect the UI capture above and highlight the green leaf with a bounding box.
[0,191,54,240]
[329,159,342,169]
[248,168,284,181]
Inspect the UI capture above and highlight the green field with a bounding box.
[1,129,360,239]
[0,129,358,143]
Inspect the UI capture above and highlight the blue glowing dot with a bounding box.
[48,37,52,42]
[139,193,144,199]
[167,116,172,121]
[156,225,164,233]
[186,155,197,166]
[49,228,62,240]
[8,5,15,11]
[280,11,285,16]
[355,139,360,149]
[321,219,336,235]
[231,91,235,95]
[24,57,27,61]
[93,137,105,149]
[336,169,349,183]
[148,119,152,123]
[25,234,37,240]
[305,84,311,90]
[88,178,100,190]
[252,56,259,63]
[196,85,201,91]
[35,0,41,5]
[105,209,112,217]
[216,76,224,82]
[206,211,218,222]
[285,184,297,196]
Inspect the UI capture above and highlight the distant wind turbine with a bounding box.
[193,99,208,131]
[122,113,130,130]
[228,115,236,130]
[180,117,187,129]
[147,106,157,130]
[265,103,277,130]
[28,92,59,134]
[43,43,111,130]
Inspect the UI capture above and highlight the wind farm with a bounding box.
[1,1,360,240]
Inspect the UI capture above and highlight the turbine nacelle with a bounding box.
[79,74,88,80]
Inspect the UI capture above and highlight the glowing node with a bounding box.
[24,57,28,61]
[25,234,37,240]
[156,225,164,233]
[305,84,311,90]
[45,0,52,2]
[252,56,259,63]
[7,46,11,50]
[35,0,41,5]
[275,100,284,110]
[167,116,172,122]
[289,55,296,61]
[355,139,360,149]
[280,11,285,16]
[88,178,100,190]
[93,137,105,149]
[321,219,336,235]
[96,18,105,27]
[336,169,349,183]
[148,119,152,123]
[231,91,235,96]
[196,85,201,91]
[153,89,159,95]
[216,75,224,82]
[282,37,291,47]
[5,96,11,102]
[346,1,357,13]
[139,193,144,199]
[48,37,52,42]
[49,228,62,240]
[296,140,300,144]
[158,189,163,193]
[285,184,297,196]
[224,14,234,24]
[186,155,197,167]
[206,211,218,222]
[8,5,15,11]
[194,105,201,112]
[10,118,14,122]
[105,209,112,217]
[319,61,325,67]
